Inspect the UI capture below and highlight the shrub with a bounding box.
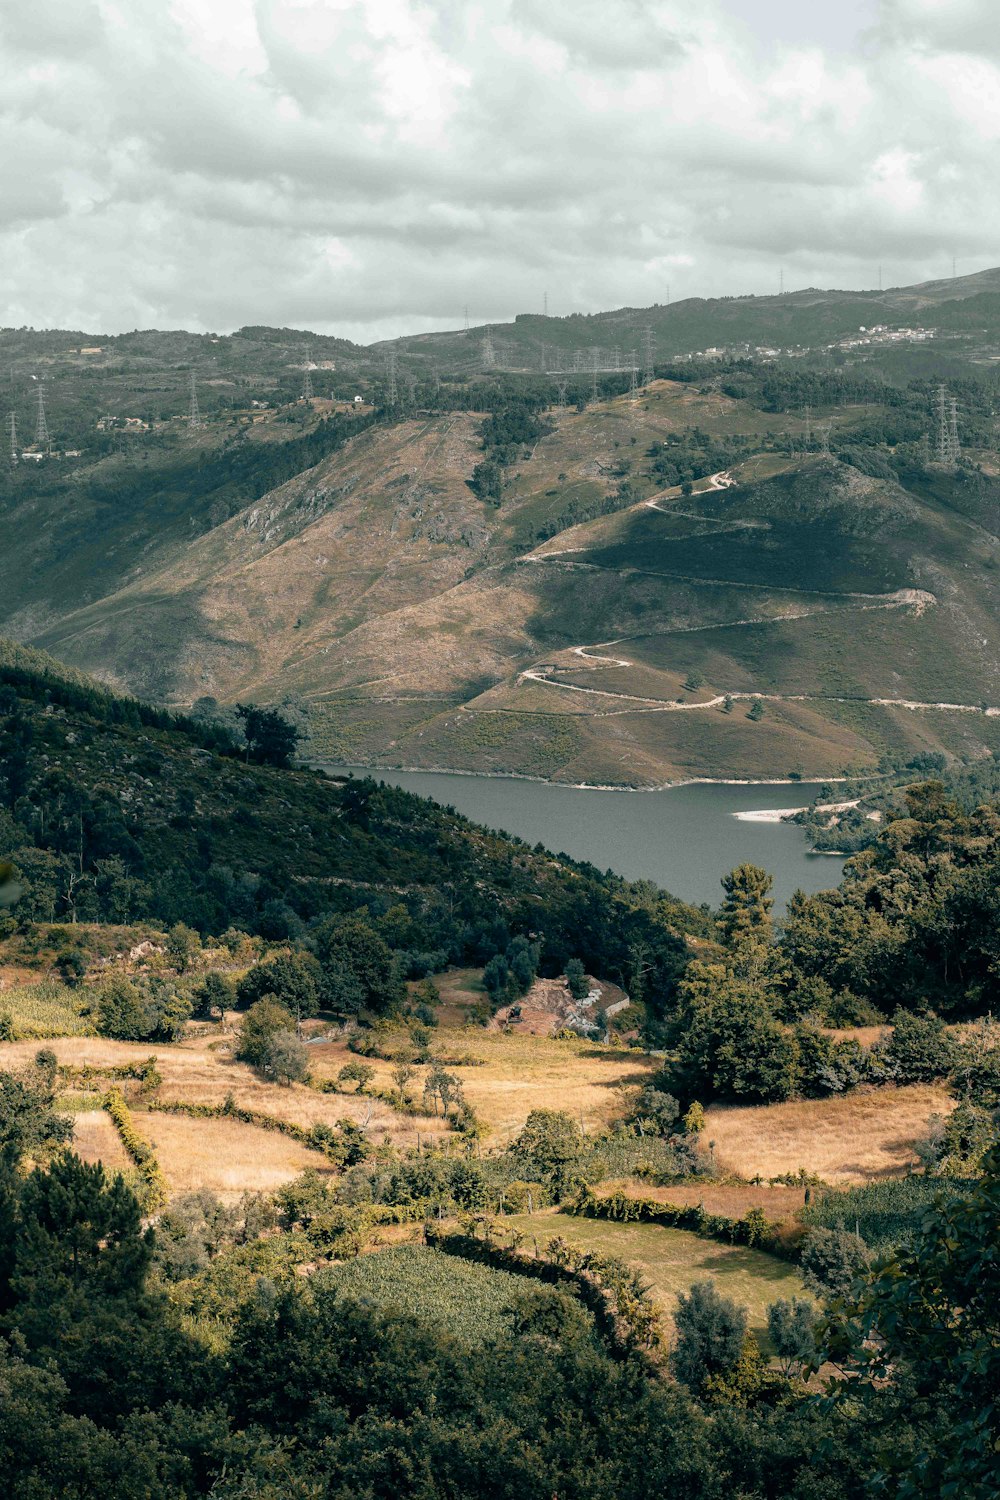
[165,922,200,974]
[671,1280,748,1393]
[767,1298,817,1378]
[800,1227,871,1299]
[54,948,87,987]
[266,1029,310,1085]
[96,977,148,1041]
[565,958,588,1000]
[884,1009,958,1083]
[338,1060,375,1094]
[236,998,296,1071]
[193,971,234,1020]
[235,951,321,1020]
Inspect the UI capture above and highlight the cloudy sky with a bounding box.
[1,0,998,342]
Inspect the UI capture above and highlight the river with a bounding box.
[325,767,846,910]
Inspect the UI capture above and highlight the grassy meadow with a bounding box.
[505,1209,810,1347]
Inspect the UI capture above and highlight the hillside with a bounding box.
[0,645,703,992]
[7,365,1000,786]
[383,265,1000,373]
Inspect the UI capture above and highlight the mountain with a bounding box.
[4,270,1000,786]
[3,363,999,787]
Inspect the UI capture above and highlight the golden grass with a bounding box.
[138,1113,326,1199]
[70,1108,132,1173]
[705,1084,955,1185]
[310,1028,656,1143]
[0,1034,448,1149]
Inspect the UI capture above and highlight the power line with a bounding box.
[481,327,496,370]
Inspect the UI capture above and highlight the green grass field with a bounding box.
[505,1210,809,1346]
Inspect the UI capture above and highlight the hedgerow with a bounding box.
[103,1085,168,1210]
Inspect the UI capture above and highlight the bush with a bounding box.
[236,998,296,1071]
[165,922,200,974]
[800,1227,871,1299]
[96,977,148,1041]
[767,1298,816,1378]
[884,1009,958,1083]
[266,1029,310,1085]
[565,958,588,1000]
[193,971,234,1020]
[236,951,321,1020]
[54,948,87,987]
[671,1280,748,1393]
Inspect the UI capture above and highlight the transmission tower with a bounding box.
[464,305,470,333]
[188,371,202,430]
[556,381,567,409]
[819,420,833,456]
[385,349,398,405]
[9,411,18,464]
[803,405,812,446]
[591,348,599,403]
[642,327,654,386]
[481,328,496,370]
[34,382,50,449]
[302,366,313,401]
[936,384,959,466]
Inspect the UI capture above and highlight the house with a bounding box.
[353,394,364,404]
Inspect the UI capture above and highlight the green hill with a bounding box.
[0,646,703,1004]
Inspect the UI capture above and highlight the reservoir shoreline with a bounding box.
[316,763,849,910]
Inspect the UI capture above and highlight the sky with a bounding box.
[0,0,998,342]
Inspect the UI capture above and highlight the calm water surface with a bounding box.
[326,767,846,910]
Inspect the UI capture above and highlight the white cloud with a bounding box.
[0,0,997,338]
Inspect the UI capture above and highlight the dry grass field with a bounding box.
[138,1114,326,1198]
[598,1179,809,1221]
[308,1028,656,1142]
[67,1104,325,1199]
[0,1032,450,1152]
[70,1108,132,1173]
[705,1084,954,1184]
